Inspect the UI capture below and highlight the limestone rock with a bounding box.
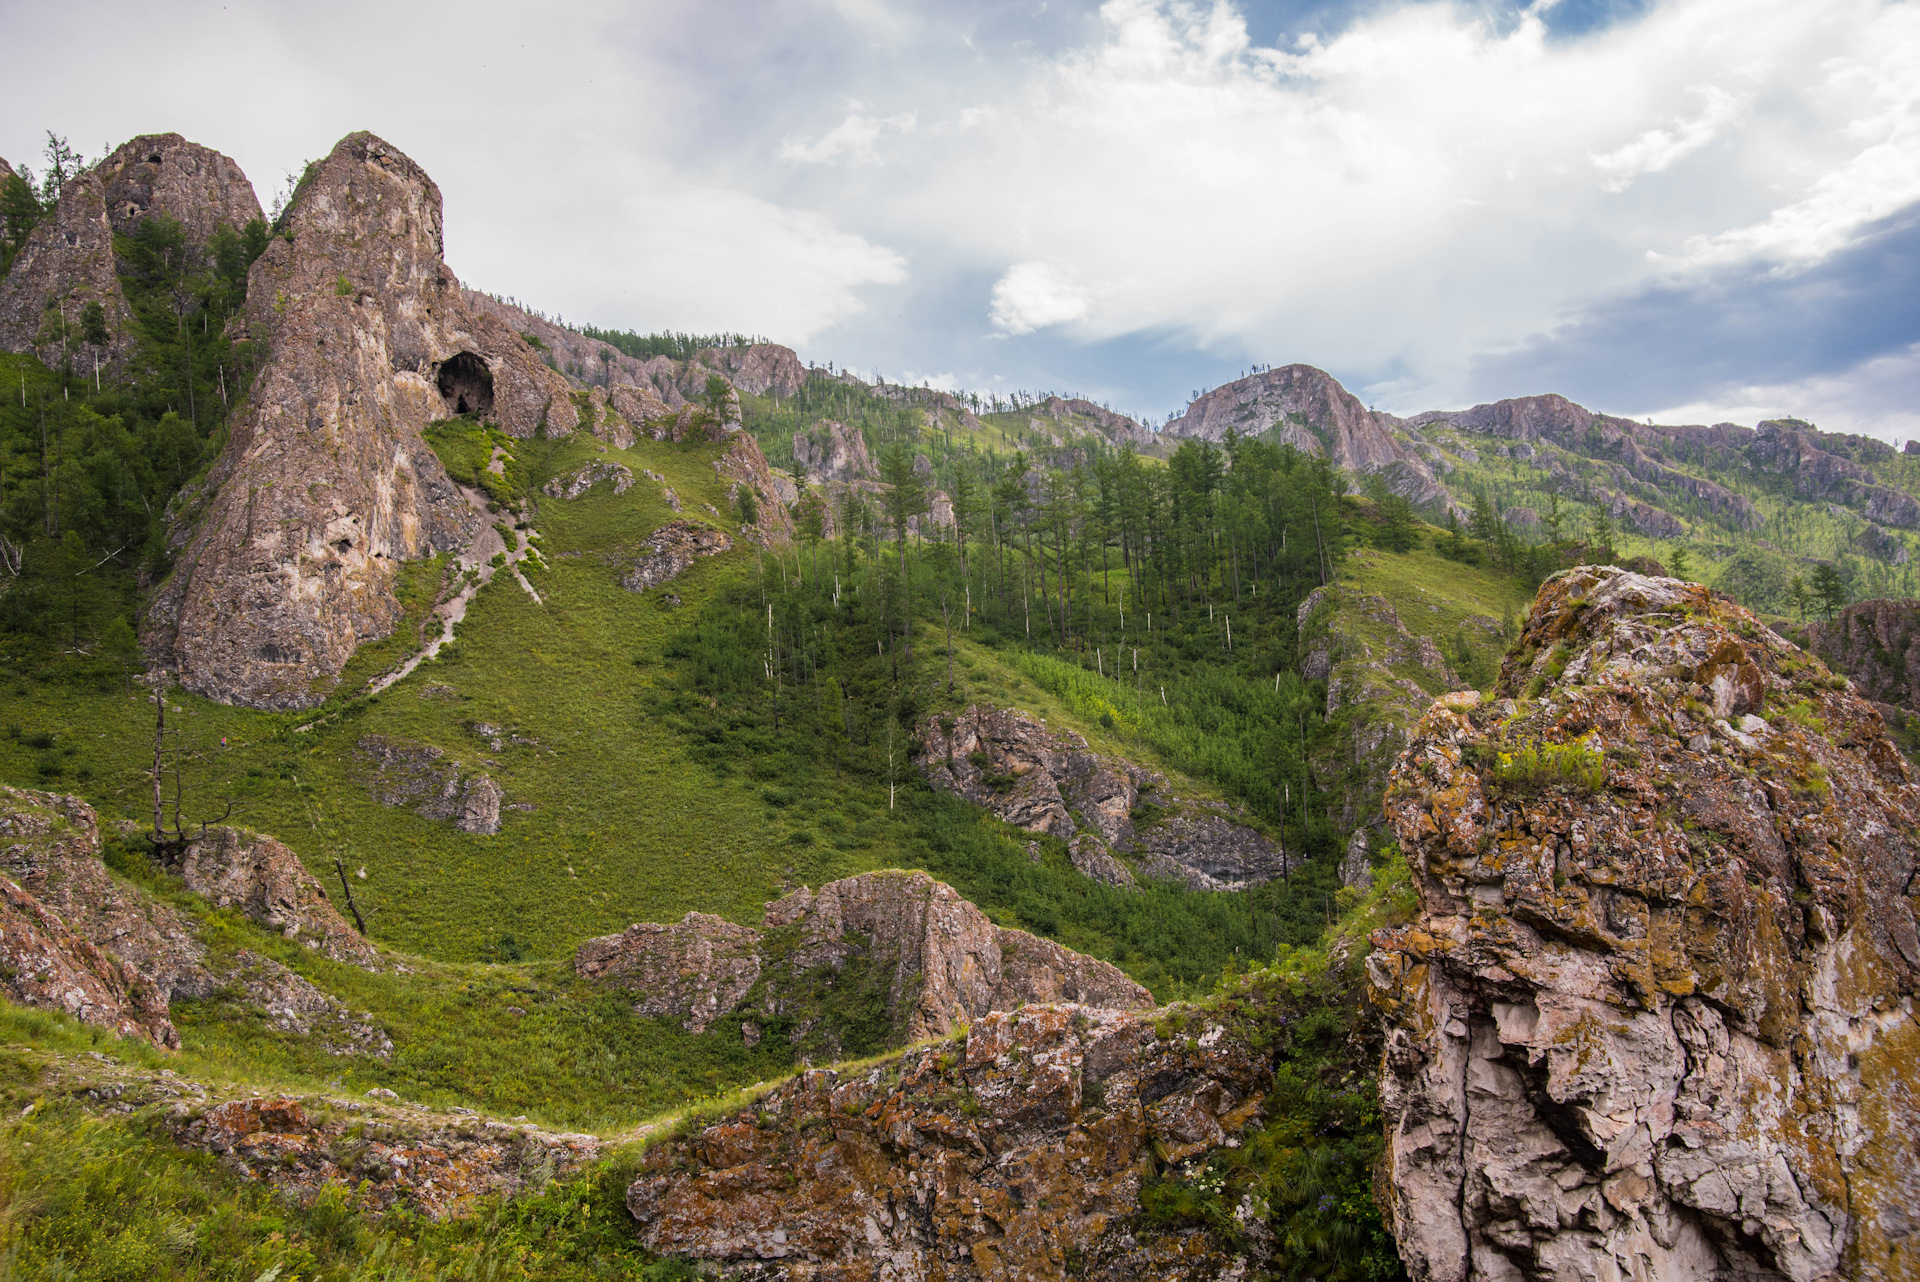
[609,382,673,426]
[920,706,1284,890]
[620,520,732,592]
[542,460,633,500]
[220,948,392,1056]
[0,169,139,373]
[627,1003,1265,1280]
[145,131,585,710]
[574,912,764,1033]
[0,871,177,1048]
[173,826,378,966]
[575,871,1150,1050]
[691,343,807,397]
[1370,565,1920,1281]
[354,734,504,835]
[96,133,262,248]
[714,430,796,546]
[792,419,877,483]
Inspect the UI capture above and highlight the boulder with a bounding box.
[354,734,504,835]
[920,706,1284,890]
[1370,565,1920,1281]
[620,520,731,592]
[542,460,633,500]
[574,913,764,1033]
[173,826,379,966]
[144,131,593,710]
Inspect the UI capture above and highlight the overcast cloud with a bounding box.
[3,0,1916,436]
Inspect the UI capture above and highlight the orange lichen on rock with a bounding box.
[1370,565,1920,1282]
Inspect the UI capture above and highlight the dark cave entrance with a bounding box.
[436,351,494,417]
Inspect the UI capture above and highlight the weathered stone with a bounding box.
[97,133,262,247]
[920,706,1284,889]
[627,1002,1265,1281]
[1371,565,1920,1282]
[542,460,634,500]
[173,826,378,967]
[354,734,504,835]
[145,131,589,710]
[621,520,732,591]
[792,419,877,483]
[0,873,177,1048]
[1804,597,1920,715]
[576,871,1150,1049]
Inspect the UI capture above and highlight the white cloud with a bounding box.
[780,109,918,166]
[1646,341,1920,443]
[900,370,962,391]
[990,262,1092,334]
[1591,85,1747,192]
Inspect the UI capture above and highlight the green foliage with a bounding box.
[576,326,760,361]
[1479,739,1607,794]
[422,418,525,506]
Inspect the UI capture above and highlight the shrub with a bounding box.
[1488,740,1606,794]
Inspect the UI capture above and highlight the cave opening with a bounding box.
[436,351,494,418]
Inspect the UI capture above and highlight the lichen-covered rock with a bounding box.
[621,520,732,591]
[715,430,796,547]
[144,131,592,710]
[575,912,764,1033]
[1804,597,1920,718]
[627,1002,1266,1281]
[174,826,378,966]
[692,343,808,398]
[920,706,1284,890]
[1370,566,1920,1281]
[576,871,1150,1051]
[354,734,504,834]
[0,875,177,1048]
[97,133,262,249]
[543,460,634,500]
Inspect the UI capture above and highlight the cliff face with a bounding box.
[1805,598,1920,718]
[0,134,262,377]
[1369,566,1920,1281]
[146,131,585,709]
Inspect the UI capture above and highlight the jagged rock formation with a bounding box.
[355,734,503,834]
[695,343,808,398]
[621,520,733,592]
[1370,566,1920,1281]
[145,131,589,710]
[576,871,1150,1051]
[626,1002,1266,1280]
[0,788,386,1054]
[1751,420,1920,529]
[171,825,380,966]
[1805,597,1920,719]
[920,706,1285,889]
[0,133,263,376]
[1035,396,1157,449]
[1166,364,1446,505]
[793,419,877,483]
[714,429,796,545]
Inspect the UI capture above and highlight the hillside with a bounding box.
[0,127,1916,1281]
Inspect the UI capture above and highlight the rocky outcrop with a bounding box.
[921,706,1284,891]
[576,871,1150,1050]
[1751,419,1920,528]
[172,826,379,966]
[793,419,877,483]
[627,1002,1266,1280]
[576,912,764,1034]
[693,343,807,398]
[0,788,384,1054]
[714,429,796,546]
[1037,396,1157,449]
[1369,566,1920,1281]
[1166,365,1445,505]
[542,460,633,500]
[1805,597,1920,716]
[145,131,591,710]
[621,520,732,591]
[0,134,263,376]
[354,734,503,835]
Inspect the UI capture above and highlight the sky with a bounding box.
[4,0,1918,438]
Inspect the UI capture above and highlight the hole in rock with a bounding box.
[334,538,353,554]
[436,351,494,418]
[146,154,162,164]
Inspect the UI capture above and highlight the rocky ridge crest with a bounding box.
[1370,566,1920,1281]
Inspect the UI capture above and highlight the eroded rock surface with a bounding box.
[920,706,1284,890]
[543,460,633,500]
[621,520,733,592]
[576,871,1150,1050]
[1370,566,1920,1281]
[793,419,877,483]
[627,1003,1265,1281]
[173,825,379,966]
[355,734,503,835]
[146,131,590,709]
[1804,597,1920,718]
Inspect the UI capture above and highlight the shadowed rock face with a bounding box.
[1805,598,1920,719]
[144,131,585,710]
[1370,566,1920,1282]
[575,871,1151,1048]
[920,706,1285,890]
